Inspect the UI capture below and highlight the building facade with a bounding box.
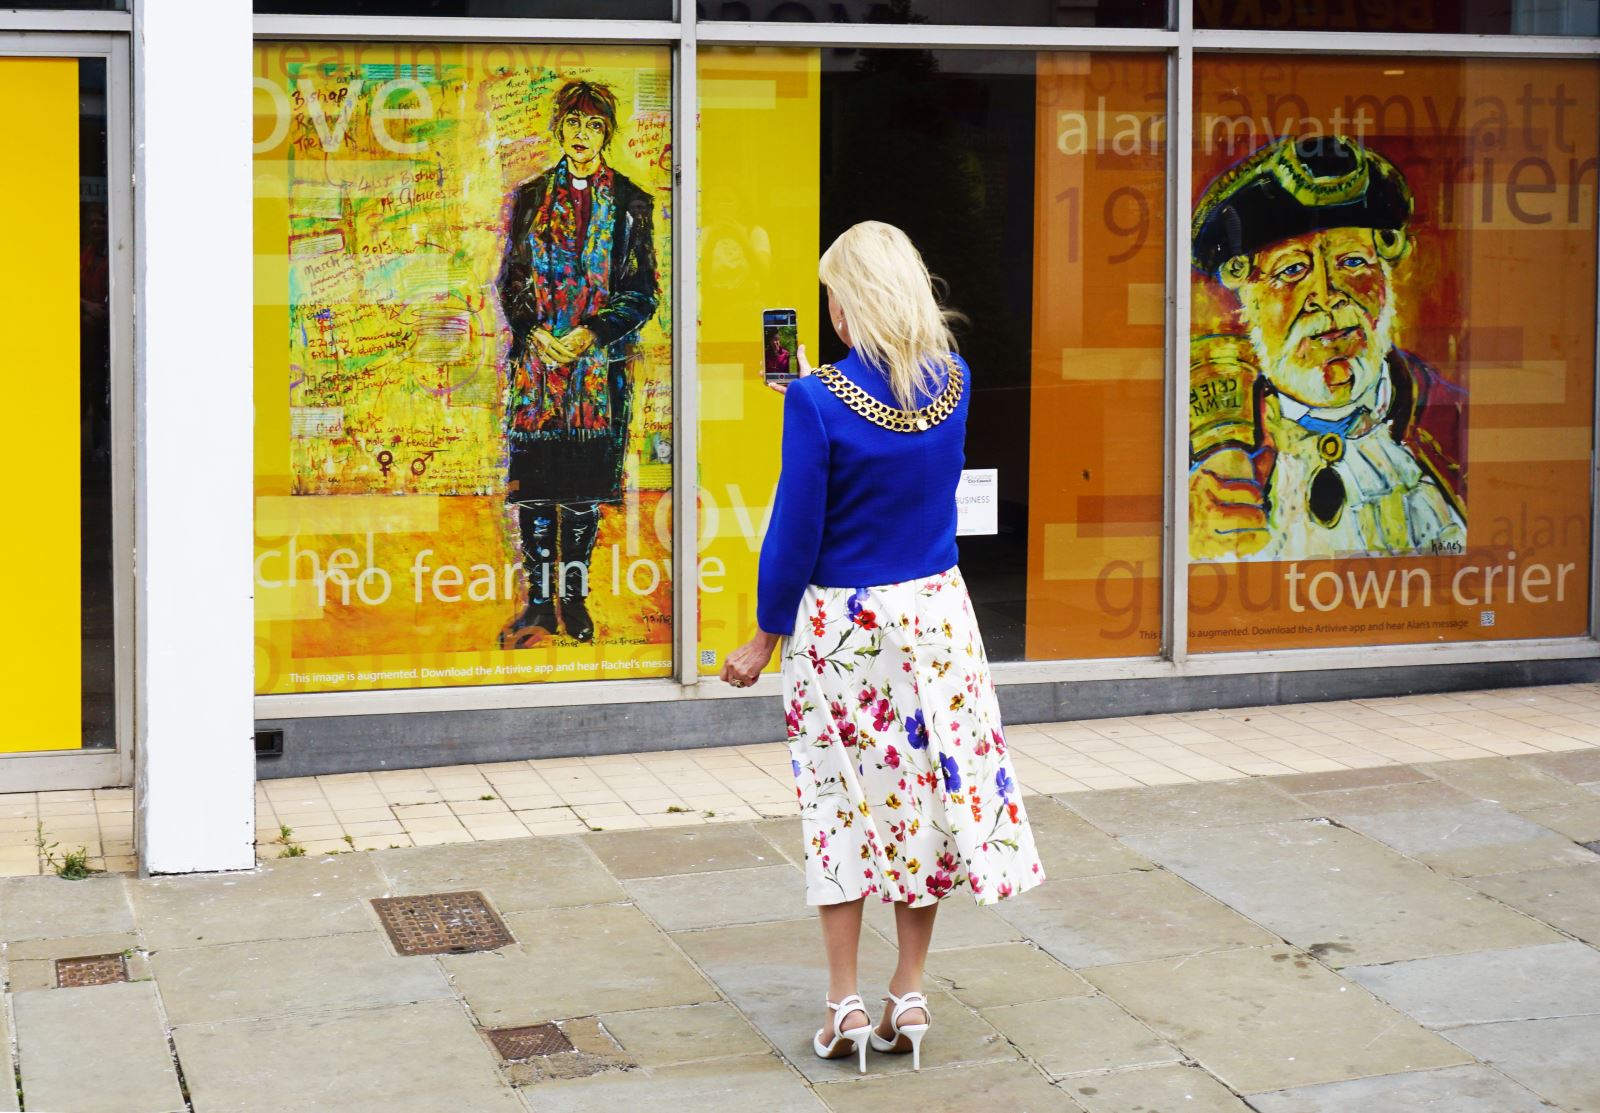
[2,0,1597,873]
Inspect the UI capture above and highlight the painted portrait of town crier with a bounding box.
[497,80,659,645]
[1189,135,1466,562]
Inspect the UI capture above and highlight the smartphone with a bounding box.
[762,309,800,385]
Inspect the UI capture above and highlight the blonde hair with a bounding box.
[818,221,961,410]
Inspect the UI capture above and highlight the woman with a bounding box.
[721,222,1044,1073]
[497,80,659,646]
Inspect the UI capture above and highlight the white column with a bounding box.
[132,0,256,873]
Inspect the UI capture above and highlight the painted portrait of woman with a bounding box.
[497,79,660,646]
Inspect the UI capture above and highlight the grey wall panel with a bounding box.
[257,657,1600,778]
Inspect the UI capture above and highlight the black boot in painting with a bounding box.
[502,503,558,646]
[558,503,601,643]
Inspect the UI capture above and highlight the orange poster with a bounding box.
[1188,57,1597,650]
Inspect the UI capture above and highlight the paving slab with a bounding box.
[0,875,133,942]
[442,902,715,1025]
[1021,796,1153,879]
[584,822,786,879]
[173,999,522,1113]
[1125,820,1561,966]
[1444,1014,1600,1113]
[981,995,1182,1078]
[1058,780,1316,836]
[13,980,183,1113]
[499,1015,635,1085]
[520,1053,825,1113]
[1331,798,1598,877]
[753,817,805,864]
[596,1002,771,1066]
[1466,862,1600,944]
[151,930,452,1025]
[1066,1064,1253,1113]
[1424,756,1598,811]
[624,863,809,931]
[671,919,1013,1082]
[128,853,386,949]
[926,943,1092,1009]
[1515,748,1600,786]
[1246,1064,1552,1113]
[3,931,145,992]
[1344,941,1600,1029]
[990,868,1278,968]
[1269,765,1431,796]
[1296,779,1474,815]
[0,987,16,1113]
[372,835,623,912]
[1520,801,1600,843]
[1085,947,1472,1094]
[863,890,1024,951]
[814,1058,1079,1112]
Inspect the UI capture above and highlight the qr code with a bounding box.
[699,649,717,666]
[1479,611,1497,627]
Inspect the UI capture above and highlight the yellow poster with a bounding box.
[253,42,675,694]
[1,58,81,751]
[695,48,822,674]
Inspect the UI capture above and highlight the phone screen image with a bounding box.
[762,309,799,384]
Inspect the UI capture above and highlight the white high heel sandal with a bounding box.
[869,989,932,1071]
[813,994,873,1074]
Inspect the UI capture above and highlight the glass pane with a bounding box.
[700,0,1166,27]
[1188,56,1599,651]
[1197,0,1599,35]
[254,1,672,16]
[253,43,675,694]
[0,56,113,753]
[697,47,1167,671]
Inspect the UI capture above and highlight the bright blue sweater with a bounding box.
[757,349,968,636]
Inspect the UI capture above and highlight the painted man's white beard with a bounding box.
[1250,298,1396,420]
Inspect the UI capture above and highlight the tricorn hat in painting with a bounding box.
[1191,135,1414,276]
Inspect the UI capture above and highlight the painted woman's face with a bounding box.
[559,111,609,165]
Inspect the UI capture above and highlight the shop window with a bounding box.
[1187,55,1598,650]
[0,55,113,752]
[254,1,674,16]
[252,42,675,693]
[699,1,1167,27]
[697,47,1167,670]
[1196,0,1598,35]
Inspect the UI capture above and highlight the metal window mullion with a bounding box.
[250,15,681,43]
[672,8,699,686]
[1591,140,1600,643]
[697,20,1178,50]
[1165,26,1194,667]
[1192,28,1600,57]
[108,32,137,789]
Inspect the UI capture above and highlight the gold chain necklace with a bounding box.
[812,356,963,433]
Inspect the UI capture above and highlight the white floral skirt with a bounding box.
[781,566,1045,908]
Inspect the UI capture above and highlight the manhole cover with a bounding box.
[371,891,514,955]
[56,953,128,988]
[486,1023,575,1061]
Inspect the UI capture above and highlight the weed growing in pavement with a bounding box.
[342,833,355,847]
[665,805,690,813]
[36,822,101,880]
[275,824,307,859]
[480,794,496,801]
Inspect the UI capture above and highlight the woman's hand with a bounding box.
[532,326,578,366]
[768,344,813,396]
[720,630,782,688]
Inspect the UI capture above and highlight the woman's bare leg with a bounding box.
[818,897,868,1040]
[879,900,936,1035]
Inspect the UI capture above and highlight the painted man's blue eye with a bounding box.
[1277,262,1308,281]
[1339,255,1370,268]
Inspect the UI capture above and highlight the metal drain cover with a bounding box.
[371,891,515,955]
[56,953,128,988]
[486,1023,575,1061]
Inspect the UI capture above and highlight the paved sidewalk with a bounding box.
[8,682,1598,876]
[3,717,1599,1109]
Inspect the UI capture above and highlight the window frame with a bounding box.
[247,6,1600,723]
